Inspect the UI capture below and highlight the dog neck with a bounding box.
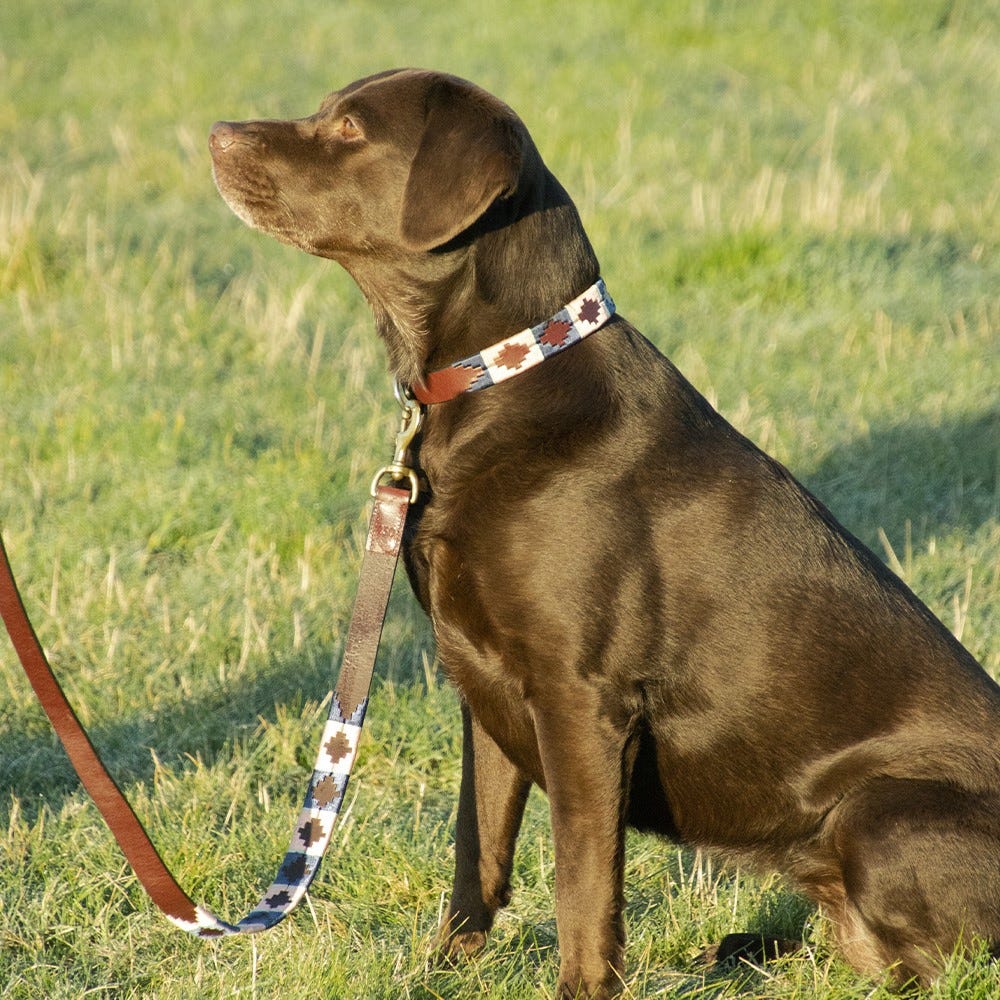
[348,254,471,384]
[345,167,602,390]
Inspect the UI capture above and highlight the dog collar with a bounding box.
[411,278,615,404]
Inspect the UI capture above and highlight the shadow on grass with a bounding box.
[801,410,998,556]
[418,920,560,1000]
[0,581,434,821]
[2,411,995,827]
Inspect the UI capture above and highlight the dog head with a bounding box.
[210,68,599,379]
[209,68,529,258]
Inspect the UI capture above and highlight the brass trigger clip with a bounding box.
[370,380,424,504]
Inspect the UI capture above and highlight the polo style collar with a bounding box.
[411,278,615,404]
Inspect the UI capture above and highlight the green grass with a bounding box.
[1,1,998,996]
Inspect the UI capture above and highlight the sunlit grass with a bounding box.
[1,0,998,996]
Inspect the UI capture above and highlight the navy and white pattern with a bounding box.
[167,696,368,937]
[161,487,412,936]
[412,278,616,403]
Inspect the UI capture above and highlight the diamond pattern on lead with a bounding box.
[316,720,360,772]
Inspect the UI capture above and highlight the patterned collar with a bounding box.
[410,278,616,404]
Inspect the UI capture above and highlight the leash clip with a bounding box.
[370,380,423,504]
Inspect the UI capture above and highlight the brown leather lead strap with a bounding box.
[0,483,412,935]
[335,481,408,721]
[0,532,201,925]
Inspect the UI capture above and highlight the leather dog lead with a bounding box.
[0,535,204,927]
[0,386,420,936]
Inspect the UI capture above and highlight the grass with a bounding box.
[1,0,998,996]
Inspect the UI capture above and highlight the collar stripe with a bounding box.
[411,278,615,404]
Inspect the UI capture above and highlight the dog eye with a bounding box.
[336,115,363,141]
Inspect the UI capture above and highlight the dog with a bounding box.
[209,69,1000,998]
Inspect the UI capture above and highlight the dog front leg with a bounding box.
[437,702,531,960]
[534,700,630,1000]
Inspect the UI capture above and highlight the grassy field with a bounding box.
[1,1,998,997]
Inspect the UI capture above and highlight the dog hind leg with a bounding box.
[831,776,1000,985]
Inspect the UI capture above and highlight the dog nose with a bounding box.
[209,121,236,152]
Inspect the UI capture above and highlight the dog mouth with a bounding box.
[209,122,300,244]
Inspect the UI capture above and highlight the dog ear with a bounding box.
[400,82,523,251]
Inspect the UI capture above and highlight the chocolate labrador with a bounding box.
[209,69,1000,997]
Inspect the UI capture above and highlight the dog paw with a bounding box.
[698,932,802,969]
[555,962,624,999]
[434,928,489,966]
[555,977,620,1000]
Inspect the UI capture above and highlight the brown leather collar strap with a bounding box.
[0,484,411,935]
